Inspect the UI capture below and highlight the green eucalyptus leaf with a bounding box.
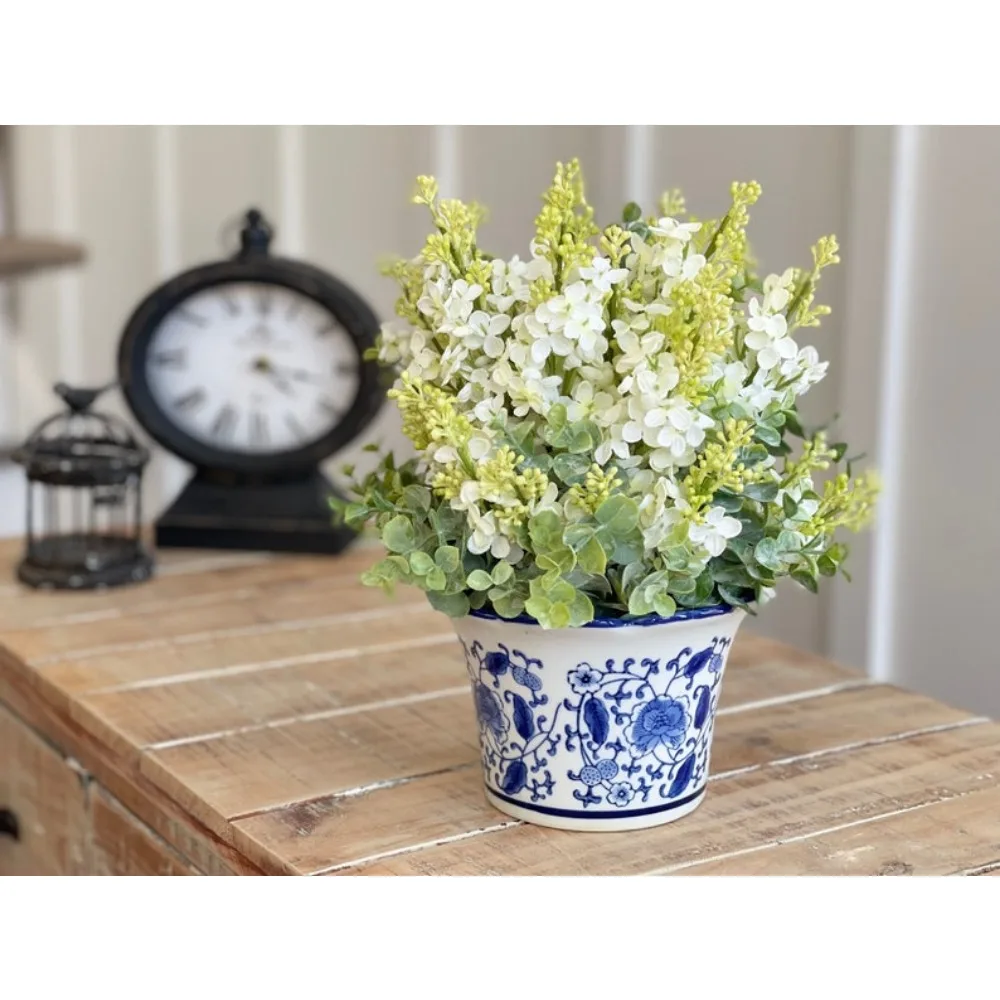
[568,591,595,626]
[784,410,805,437]
[548,602,571,628]
[382,514,416,554]
[791,568,819,593]
[713,490,744,513]
[754,537,784,571]
[537,546,576,575]
[467,569,494,592]
[653,593,677,618]
[743,481,779,503]
[563,523,595,552]
[409,551,435,576]
[718,583,752,608]
[830,442,848,462]
[529,509,563,551]
[491,561,514,585]
[426,590,471,617]
[776,529,803,552]
[622,201,642,224]
[628,587,654,616]
[402,484,432,513]
[425,567,448,591]
[552,453,591,485]
[817,553,838,577]
[492,592,525,619]
[621,561,647,594]
[595,494,639,535]
[577,535,607,575]
[434,545,461,574]
[782,493,798,518]
[755,424,781,448]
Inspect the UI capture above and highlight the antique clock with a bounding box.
[118,209,384,554]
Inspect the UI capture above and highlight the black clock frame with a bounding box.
[117,212,385,555]
[118,257,383,480]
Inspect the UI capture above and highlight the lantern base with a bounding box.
[18,534,154,590]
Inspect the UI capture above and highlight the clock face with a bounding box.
[143,281,362,455]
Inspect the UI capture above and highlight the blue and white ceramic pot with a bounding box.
[453,607,745,832]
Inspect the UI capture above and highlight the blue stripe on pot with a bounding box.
[485,783,706,819]
[468,604,735,628]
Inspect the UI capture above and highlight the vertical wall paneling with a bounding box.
[152,125,187,505]
[432,125,461,199]
[624,125,653,207]
[302,126,434,484]
[460,126,615,257]
[867,126,922,684]
[651,126,853,655]
[826,127,896,674]
[51,126,83,386]
[276,126,306,256]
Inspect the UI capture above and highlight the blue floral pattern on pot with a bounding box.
[462,633,733,815]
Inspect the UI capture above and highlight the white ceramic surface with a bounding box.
[452,607,745,832]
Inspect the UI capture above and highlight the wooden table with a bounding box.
[1,539,999,876]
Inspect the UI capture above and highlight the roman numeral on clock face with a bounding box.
[250,411,269,448]
[173,388,206,413]
[153,348,187,369]
[211,404,238,442]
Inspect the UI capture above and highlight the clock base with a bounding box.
[155,470,357,555]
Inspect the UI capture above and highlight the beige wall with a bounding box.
[0,126,855,665]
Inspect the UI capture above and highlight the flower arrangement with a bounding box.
[335,160,877,628]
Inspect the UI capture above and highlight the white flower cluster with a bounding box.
[380,214,830,568]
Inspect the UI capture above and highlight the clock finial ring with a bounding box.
[238,208,274,259]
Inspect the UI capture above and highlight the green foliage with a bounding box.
[332,161,878,627]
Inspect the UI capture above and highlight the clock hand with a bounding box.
[267,363,326,386]
[251,356,295,396]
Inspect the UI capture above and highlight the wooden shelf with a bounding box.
[0,236,85,278]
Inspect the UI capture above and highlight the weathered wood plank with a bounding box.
[89,787,201,876]
[230,641,860,873]
[38,602,447,698]
[345,721,1000,875]
[4,571,417,664]
[0,702,90,875]
[79,637,465,749]
[0,552,373,632]
[0,657,258,875]
[230,685,969,875]
[142,693,482,833]
[671,783,1000,876]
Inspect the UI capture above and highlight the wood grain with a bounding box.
[349,722,1000,875]
[672,782,1000,876]
[0,702,90,875]
[80,638,467,748]
[231,684,966,874]
[39,602,448,697]
[89,787,201,876]
[142,692,482,832]
[2,540,998,876]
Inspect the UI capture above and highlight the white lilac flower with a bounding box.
[780,344,828,394]
[688,506,743,557]
[466,508,511,558]
[649,217,702,243]
[579,255,629,293]
[763,268,795,312]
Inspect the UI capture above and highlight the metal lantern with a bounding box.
[12,382,153,589]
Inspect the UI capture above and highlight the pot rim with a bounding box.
[467,603,737,629]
